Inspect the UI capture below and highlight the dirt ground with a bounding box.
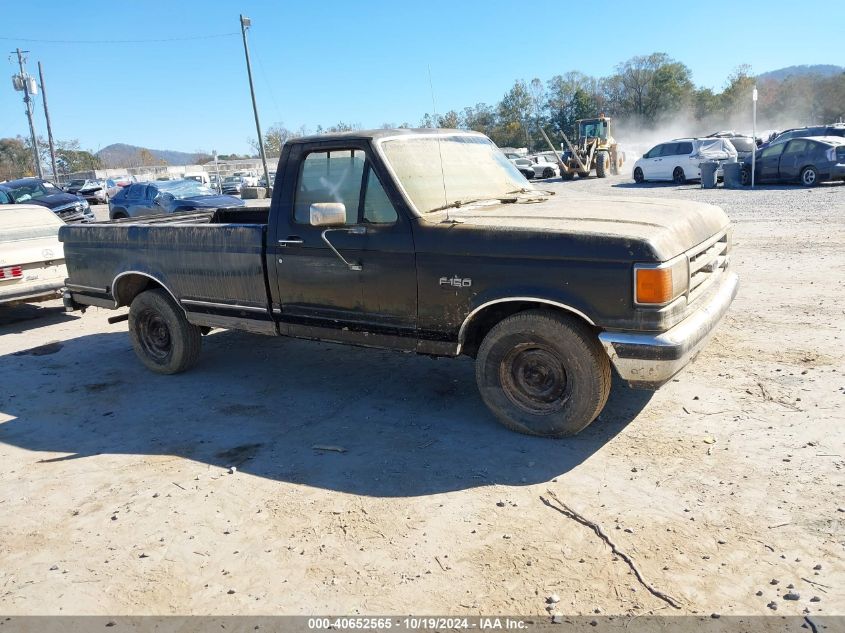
[0,176,843,617]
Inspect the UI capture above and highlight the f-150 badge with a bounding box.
[440,276,472,288]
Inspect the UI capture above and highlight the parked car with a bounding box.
[108,179,245,219]
[109,174,135,187]
[741,136,845,186]
[530,154,561,179]
[61,128,737,438]
[184,172,210,186]
[762,124,845,149]
[722,136,756,162]
[0,204,67,304]
[258,171,276,188]
[504,153,536,179]
[64,178,109,205]
[633,138,737,184]
[233,171,259,186]
[0,177,94,223]
[221,175,247,194]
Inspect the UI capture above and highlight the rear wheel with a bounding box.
[129,288,202,374]
[740,167,751,186]
[475,310,611,437]
[800,166,818,187]
[633,167,644,183]
[111,209,128,219]
[673,167,686,184]
[595,151,610,178]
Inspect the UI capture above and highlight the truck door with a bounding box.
[272,142,417,339]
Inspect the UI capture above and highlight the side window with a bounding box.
[676,142,693,155]
[0,190,9,204]
[146,186,158,200]
[126,185,144,200]
[294,150,365,224]
[761,144,785,159]
[362,166,398,224]
[645,145,661,159]
[783,140,808,156]
[660,143,678,156]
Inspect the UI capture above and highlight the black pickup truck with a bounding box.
[60,129,738,437]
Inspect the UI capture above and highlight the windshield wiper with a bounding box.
[428,196,519,213]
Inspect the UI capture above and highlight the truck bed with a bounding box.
[59,207,274,330]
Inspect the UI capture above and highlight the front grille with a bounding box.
[687,230,730,304]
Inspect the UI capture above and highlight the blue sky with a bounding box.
[1,0,841,155]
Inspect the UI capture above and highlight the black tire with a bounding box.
[561,171,574,181]
[128,288,202,374]
[475,309,611,437]
[800,166,818,187]
[740,167,751,186]
[633,167,644,183]
[673,167,686,184]
[542,167,554,179]
[595,151,609,178]
[111,209,128,220]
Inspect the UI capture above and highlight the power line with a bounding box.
[0,33,238,45]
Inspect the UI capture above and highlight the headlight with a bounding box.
[634,256,688,306]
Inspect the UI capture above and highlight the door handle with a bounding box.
[278,236,303,246]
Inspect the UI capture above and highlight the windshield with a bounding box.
[729,138,755,152]
[224,176,240,183]
[8,181,53,203]
[379,134,530,214]
[156,180,214,197]
[579,120,608,139]
[68,179,85,187]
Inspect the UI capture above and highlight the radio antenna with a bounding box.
[428,64,449,214]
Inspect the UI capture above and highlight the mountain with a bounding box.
[757,64,843,82]
[96,143,204,168]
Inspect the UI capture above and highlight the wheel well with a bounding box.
[113,274,165,308]
[460,301,595,358]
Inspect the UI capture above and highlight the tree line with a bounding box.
[256,53,844,153]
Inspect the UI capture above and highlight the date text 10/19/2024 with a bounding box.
[308,617,528,630]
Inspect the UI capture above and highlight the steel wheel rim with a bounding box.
[137,309,172,362]
[500,343,570,414]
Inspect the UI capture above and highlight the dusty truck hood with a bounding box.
[422,194,730,261]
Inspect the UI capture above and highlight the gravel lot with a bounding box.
[1,174,843,616]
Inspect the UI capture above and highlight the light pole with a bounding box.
[751,85,757,189]
[240,15,271,192]
[12,48,43,178]
[212,150,222,193]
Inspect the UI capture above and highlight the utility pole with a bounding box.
[12,48,43,178]
[240,15,270,191]
[751,85,758,189]
[38,62,58,183]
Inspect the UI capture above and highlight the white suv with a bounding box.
[633,138,737,184]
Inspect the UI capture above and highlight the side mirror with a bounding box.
[310,202,346,227]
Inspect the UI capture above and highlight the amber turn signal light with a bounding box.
[636,268,673,304]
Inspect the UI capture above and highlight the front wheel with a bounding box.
[475,310,611,437]
[129,288,202,374]
[542,167,554,179]
[800,166,818,187]
[633,167,644,183]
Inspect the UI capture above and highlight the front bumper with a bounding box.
[598,272,739,389]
